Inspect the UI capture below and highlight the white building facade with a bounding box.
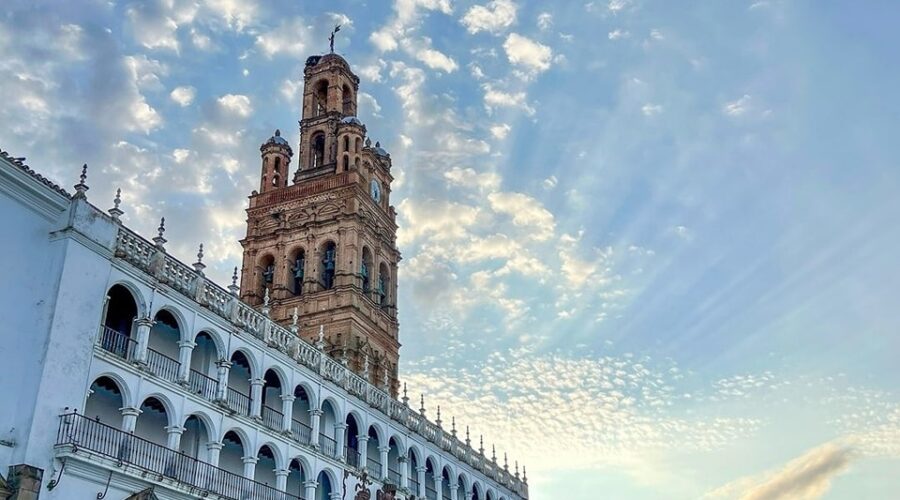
[0,151,529,500]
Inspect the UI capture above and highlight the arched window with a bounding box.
[343,136,349,153]
[272,174,280,187]
[290,249,305,296]
[274,156,281,174]
[321,241,336,290]
[311,133,326,169]
[342,154,349,172]
[260,254,275,299]
[315,80,328,116]
[101,284,138,358]
[377,263,390,306]
[355,137,361,153]
[345,413,361,467]
[342,84,353,115]
[227,351,252,416]
[84,376,124,425]
[361,247,372,293]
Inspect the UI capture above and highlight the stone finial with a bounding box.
[451,416,457,437]
[275,128,281,137]
[492,445,497,463]
[193,243,206,274]
[381,365,389,390]
[228,267,240,296]
[261,288,271,317]
[340,348,348,366]
[436,405,442,427]
[108,188,124,222]
[466,426,471,447]
[402,382,409,406]
[316,325,325,349]
[503,452,508,470]
[365,137,372,147]
[73,164,89,198]
[419,394,426,416]
[523,466,527,483]
[375,141,381,148]
[479,435,484,455]
[290,307,299,334]
[515,461,519,479]
[153,217,167,249]
[363,353,370,378]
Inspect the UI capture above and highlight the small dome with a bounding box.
[374,146,389,156]
[265,129,289,146]
[341,116,363,126]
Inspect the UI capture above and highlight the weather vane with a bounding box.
[329,25,341,53]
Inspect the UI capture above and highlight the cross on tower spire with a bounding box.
[328,24,341,53]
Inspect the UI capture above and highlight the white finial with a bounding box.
[479,435,484,455]
[316,325,325,349]
[504,452,508,470]
[382,364,389,390]
[193,243,206,274]
[73,164,89,198]
[420,394,426,415]
[363,353,370,378]
[261,288,270,317]
[466,426,471,446]
[451,416,456,436]
[402,382,409,406]
[523,466,528,483]
[153,217,167,249]
[515,461,519,479]
[436,405,442,427]
[290,307,299,334]
[228,267,240,296]
[108,188,123,222]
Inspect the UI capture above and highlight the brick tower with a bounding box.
[239,53,401,396]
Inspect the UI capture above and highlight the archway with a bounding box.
[255,444,278,490]
[388,436,402,485]
[318,399,338,457]
[148,310,181,382]
[101,284,138,358]
[227,351,252,415]
[286,458,307,498]
[320,241,336,289]
[292,385,313,444]
[345,413,361,468]
[220,430,246,477]
[188,331,219,401]
[84,376,125,426]
[366,425,381,474]
[260,369,284,431]
[315,470,333,500]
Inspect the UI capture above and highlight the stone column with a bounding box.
[303,479,318,500]
[275,468,290,493]
[357,435,370,468]
[176,340,196,383]
[242,456,258,480]
[250,378,265,419]
[329,493,342,500]
[206,442,224,467]
[310,408,323,446]
[416,466,426,499]
[334,422,347,462]
[120,406,141,432]
[433,475,441,500]
[450,484,459,500]
[165,425,184,450]
[132,317,153,363]
[281,394,295,433]
[378,445,390,480]
[215,359,231,401]
[399,456,408,490]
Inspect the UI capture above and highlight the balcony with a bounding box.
[291,419,312,444]
[55,412,303,500]
[261,405,283,431]
[98,326,135,360]
[318,433,337,458]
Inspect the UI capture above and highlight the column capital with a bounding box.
[449,484,459,492]
[378,445,391,454]
[119,406,142,417]
[250,377,265,387]
[398,456,407,463]
[329,493,342,500]
[275,468,290,478]
[177,339,197,349]
[334,422,348,430]
[241,456,259,465]
[164,425,185,435]
[357,435,370,443]
[310,408,323,417]
[135,317,154,327]
[281,393,296,403]
[206,441,224,451]
[216,359,232,369]
[303,479,319,489]
[416,466,426,473]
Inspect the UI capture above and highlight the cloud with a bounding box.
[724,94,752,116]
[706,442,856,500]
[503,33,553,73]
[542,175,558,190]
[254,17,310,58]
[461,0,518,34]
[170,86,196,106]
[369,0,453,53]
[490,123,511,139]
[415,47,458,73]
[358,59,387,82]
[608,29,629,40]
[482,84,535,115]
[537,12,552,31]
[444,167,501,192]
[217,94,252,117]
[642,103,663,116]
[487,192,555,241]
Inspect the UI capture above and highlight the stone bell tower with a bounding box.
[239,53,401,397]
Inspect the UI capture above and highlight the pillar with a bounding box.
[399,456,408,490]
[310,408,323,446]
[132,317,153,363]
[334,422,347,462]
[378,445,390,480]
[250,378,265,418]
[329,493,342,500]
[176,340,196,383]
[120,406,141,433]
[357,435,369,468]
[416,466,426,499]
[450,484,459,500]
[165,425,184,450]
[214,359,231,401]
[242,456,258,480]
[281,394,295,432]
[275,469,290,492]
[303,479,317,500]
[206,442,224,467]
[433,475,441,500]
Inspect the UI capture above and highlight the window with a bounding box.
[311,133,325,169]
[290,249,305,295]
[361,248,372,293]
[321,242,337,289]
[342,84,353,115]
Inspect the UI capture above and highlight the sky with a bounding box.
[2,0,899,498]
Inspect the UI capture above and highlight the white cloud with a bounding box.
[358,91,382,116]
[461,0,518,34]
[444,167,501,192]
[397,198,482,246]
[542,175,558,190]
[370,0,453,52]
[608,0,631,12]
[217,94,252,117]
[125,55,167,91]
[642,103,663,116]
[172,148,191,163]
[482,84,535,115]
[488,192,555,240]
[608,29,630,40]
[126,5,180,52]
[490,123,511,139]
[358,59,387,82]
[537,12,552,31]
[204,0,258,32]
[724,94,752,116]
[649,28,664,40]
[416,47,458,73]
[254,17,310,58]
[170,86,196,107]
[503,33,553,73]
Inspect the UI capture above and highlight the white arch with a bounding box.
[88,372,135,409]
[106,280,148,318]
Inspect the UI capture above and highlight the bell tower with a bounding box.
[239,53,401,396]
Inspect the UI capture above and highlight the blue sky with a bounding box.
[2,0,899,498]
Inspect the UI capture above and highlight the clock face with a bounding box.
[370,179,381,202]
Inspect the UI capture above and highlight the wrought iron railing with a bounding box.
[409,475,419,493]
[55,412,302,500]
[146,347,181,383]
[188,369,218,401]
[388,467,401,485]
[261,405,283,431]
[226,387,251,416]
[318,433,336,458]
[426,481,438,500]
[367,457,382,475]
[291,419,312,445]
[98,326,135,360]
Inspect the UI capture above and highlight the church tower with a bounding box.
[239,53,401,396]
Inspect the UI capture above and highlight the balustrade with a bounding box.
[291,419,312,444]
[145,348,181,383]
[261,405,283,431]
[226,387,251,416]
[98,326,135,360]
